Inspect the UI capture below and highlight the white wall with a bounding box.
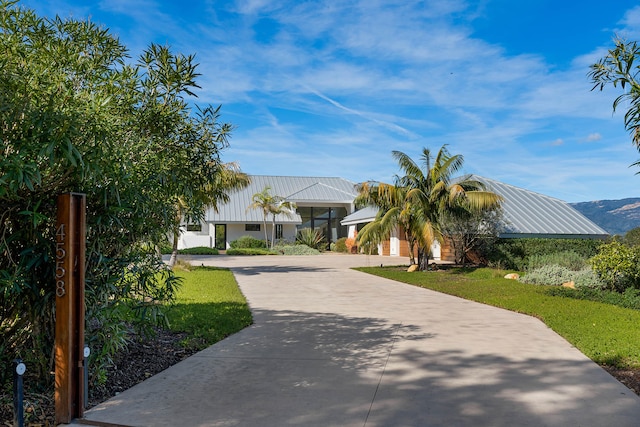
[217,223,298,249]
[178,234,212,249]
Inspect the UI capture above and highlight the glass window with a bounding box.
[186,223,202,232]
[245,224,260,231]
[297,207,312,229]
[275,224,283,239]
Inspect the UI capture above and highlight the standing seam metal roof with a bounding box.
[206,175,358,223]
[339,175,609,237]
[470,175,608,236]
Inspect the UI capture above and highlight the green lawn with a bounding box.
[356,266,640,369]
[165,267,253,349]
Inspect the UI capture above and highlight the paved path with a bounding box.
[79,254,640,426]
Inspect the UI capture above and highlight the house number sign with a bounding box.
[56,223,66,297]
[55,192,86,424]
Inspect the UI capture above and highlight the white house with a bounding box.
[178,175,359,249]
[178,174,609,256]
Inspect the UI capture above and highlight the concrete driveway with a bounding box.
[79,254,640,426]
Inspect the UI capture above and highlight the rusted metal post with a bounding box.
[55,193,86,424]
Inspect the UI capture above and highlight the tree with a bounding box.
[247,186,296,249]
[438,204,505,265]
[355,182,425,265]
[624,227,640,247]
[355,146,502,269]
[0,1,241,387]
[269,199,297,249]
[167,162,250,267]
[589,37,640,165]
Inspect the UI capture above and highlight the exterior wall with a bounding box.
[381,240,390,256]
[439,238,455,262]
[345,223,441,260]
[388,225,441,260]
[177,222,211,250]
[179,222,300,250]
[390,228,400,256]
[220,223,298,249]
[178,234,212,249]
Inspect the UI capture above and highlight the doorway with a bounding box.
[214,224,227,250]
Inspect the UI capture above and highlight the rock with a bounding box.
[504,273,520,280]
[562,281,576,289]
[407,264,419,272]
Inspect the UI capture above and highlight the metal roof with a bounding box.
[470,175,609,238]
[206,175,358,223]
[341,206,378,226]
[340,175,609,238]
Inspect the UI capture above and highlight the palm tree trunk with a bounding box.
[262,213,269,247]
[418,246,430,271]
[405,229,416,265]
[270,216,276,249]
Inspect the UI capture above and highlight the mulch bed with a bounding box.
[1,327,200,426]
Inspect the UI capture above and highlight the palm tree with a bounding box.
[269,199,297,249]
[168,162,250,267]
[247,186,296,249]
[356,145,502,269]
[355,182,425,265]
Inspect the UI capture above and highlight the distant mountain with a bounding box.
[571,198,640,236]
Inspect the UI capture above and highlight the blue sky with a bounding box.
[21,0,640,202]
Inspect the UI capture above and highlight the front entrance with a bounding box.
[296,207,348,244]
[214,224,226,250]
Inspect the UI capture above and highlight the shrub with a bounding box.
[275,244,321,255]
[527,251,588,272]
[296,228,326,250]
[230,235,267,249]
[226,248,277,255]
[345,237,357,253]
[572,268,606,289]
[178,246,219,255]
[519,264,576,286]
[590,241,640,292]
[484,238,603,270]
[520,264,606,289]
[624,227,640,247]
[334,237,348,253]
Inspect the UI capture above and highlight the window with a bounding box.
[275,224,283,239]
[295,207,349,243]
[245,224,260,231]
[186,223,202,232]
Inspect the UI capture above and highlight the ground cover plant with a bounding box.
[273,244,321,255]
[226,248,279,255]
[355,266,640,369]
[1,265,252,425]
[176,246,220,255]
